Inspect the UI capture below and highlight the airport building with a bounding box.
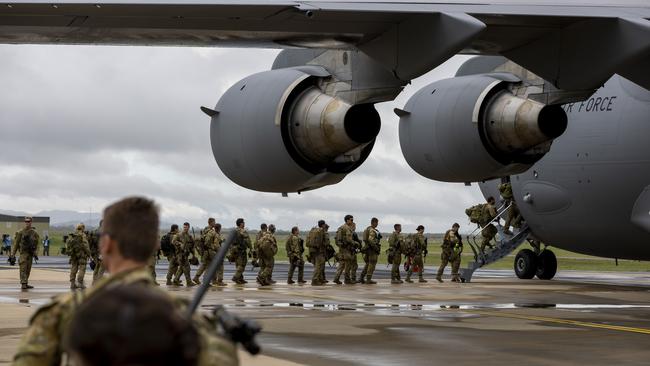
[0,214,50,239]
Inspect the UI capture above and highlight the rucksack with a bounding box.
[258,234,277,258]
[499,183,513,200]
[465,204,486,224]
[403,234,417,256]
[160,233,173,257]
[306,227,321,251]
[66,233,83,257]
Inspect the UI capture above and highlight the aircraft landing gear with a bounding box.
[536,250,557,280]
[514,249,537,279]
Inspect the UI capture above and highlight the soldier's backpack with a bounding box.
[160,233,173,257]
[499,183,513,200]
[258,234,277,258]
[465,204,487,225]
[306,227,321,251]
[66,233,83,258]
[402,234,417,256]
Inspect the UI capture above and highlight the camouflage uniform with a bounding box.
[500,183,523,233]
[334,224,356,284]
[13,267,239,366]
[148,252,159,285]
[321,229,331,283]
[172,230,196,286]
[359,225,381,284]
[406,232,428,283]
[194,226,216,285]
[480,203,498,252]
[68,228,91,289]
[286,233,305,284]
[436,229,463,282]
[210,230,226,285]
[165,229,180,285]
[231,227,252,284]
[387,231,404,283]
[11,227,40,289]
[88,228,105,285]
[257,231,277,286]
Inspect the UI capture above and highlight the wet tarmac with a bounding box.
[1,258,649,365]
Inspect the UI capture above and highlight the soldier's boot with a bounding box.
[333,277,343,285]
[311,280,324,286]
[269,279,277,284]
[405,274,413,283]
[358,276,366,284]
[391,278,402,284]
[166,279,172,286]
[365,276,377,285]
[287,278,295,285]
[436,276,443,283]
[69,282,76,290]
[77,281,86,289]
[418,276,428,283]
[25,284,34,289]
[298,277,306,284]
[193,276,201,285]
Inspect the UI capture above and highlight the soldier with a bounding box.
[321,223,332,283]
[194,218,216,285]
[210,223,227,286]
[333,215,356,285]
[68,223,91,290]
[230,218,252,284]
[436,223,463,282]
[172,222,196,287]
[90,220,106,285]
[499,182,522,235]
[405,225,428,283]
[286,226,305,284]
[480,196,498,252]
[253,223,268,283]
[67,285,201,366]
[163,224,180,286]
[10,216,40,290]
[13,196,239,366]
[350,222,361,283]
[359,218,381,284]
[307,220,326,286]
[257,224,278,286]
[387,224,404,284]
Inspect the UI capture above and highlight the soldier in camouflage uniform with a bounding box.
[405,225,428,283]
[387,224,404,284]
[12,196,239,366]
[210,223,227,286]
[359,218,381,284]
[436,223,464,282]
[165,224,180,285]
[193,218,216,285]
[286,226,305,284]
[480,196,498,252]
[499,182,522,235]
[349,222,361,283]
[172,222,197,287]
[230,218,252,284]
[252,223,267,281]
[321,223,331,283]
[68,223,92,290]
[257,224,278,286]
[307,220,327,286]
[334,215,356,285]
[90,220,106,285]
[10,216,40,290]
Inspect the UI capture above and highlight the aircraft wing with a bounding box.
[1,0,649,89]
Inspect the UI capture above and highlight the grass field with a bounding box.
[36,229,650,272]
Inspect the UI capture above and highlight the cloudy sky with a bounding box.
[0,45,483,233]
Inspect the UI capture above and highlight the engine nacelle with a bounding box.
[209,66,380,193]
[398,74,567,182]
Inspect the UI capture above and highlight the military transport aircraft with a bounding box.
[1,0,648,281]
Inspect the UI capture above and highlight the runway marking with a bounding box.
[472,311,650,335]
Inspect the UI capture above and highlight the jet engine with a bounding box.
[208,66,380,193]
[398,74,567,182]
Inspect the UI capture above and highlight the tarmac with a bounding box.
[0,257,649,365]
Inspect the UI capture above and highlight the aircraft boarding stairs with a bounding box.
[459,202,531,282]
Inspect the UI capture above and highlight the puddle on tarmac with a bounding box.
[0,296,48,305]
[202,301,650,314]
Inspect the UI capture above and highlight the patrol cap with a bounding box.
[24,216,33,222]
[76,223,85,231]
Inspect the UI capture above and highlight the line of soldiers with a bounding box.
[156,215,467,287]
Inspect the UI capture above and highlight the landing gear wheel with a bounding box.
[536,250,557,280]
[514,249,537,279]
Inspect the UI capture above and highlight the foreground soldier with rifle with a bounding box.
[13,196,242,366]
[10,216,39,290]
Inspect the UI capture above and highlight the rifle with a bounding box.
[186,231,261,355]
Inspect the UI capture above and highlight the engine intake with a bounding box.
[209,66,380,193]
[398,74,567,182]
